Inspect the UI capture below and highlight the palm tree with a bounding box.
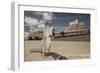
[52,28,55,37]
[60,30,64,36]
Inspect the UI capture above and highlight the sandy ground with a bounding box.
[24,40,90,61]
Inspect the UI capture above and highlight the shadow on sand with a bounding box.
[30,50,68,60]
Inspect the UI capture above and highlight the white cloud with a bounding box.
[24,16,39,26]
[24,12,54,32]
[37,20,45,28]
[43,12,53,21]
[33,12,54,21]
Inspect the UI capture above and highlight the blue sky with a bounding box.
[24,11,90,32]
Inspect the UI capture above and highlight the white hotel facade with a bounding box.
[65,19,88,36]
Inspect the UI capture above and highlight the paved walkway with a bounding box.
[24,40,90,61]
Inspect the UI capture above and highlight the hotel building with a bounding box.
[65,19,88,36]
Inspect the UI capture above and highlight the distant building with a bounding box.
[65,19,88,36]
[24,32,30,40]
[24,19,89,40]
